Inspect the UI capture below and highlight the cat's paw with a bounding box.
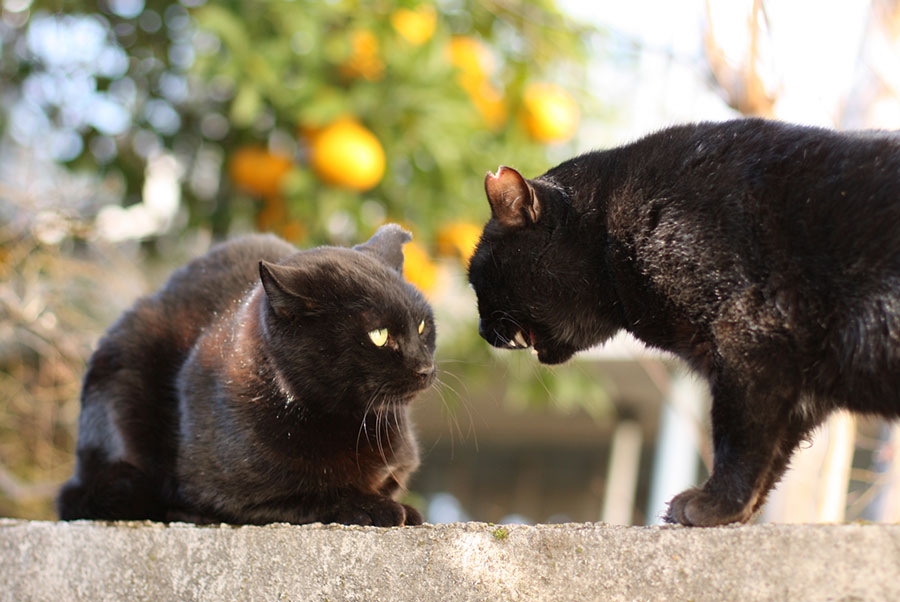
[664,487,751,527]
[328,496,420,527]
[401,503,424,526]
[165,510,222,525]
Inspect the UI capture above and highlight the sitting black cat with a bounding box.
[59,224,435,526]
[467,118,900,526]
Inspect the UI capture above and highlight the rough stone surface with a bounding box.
[2,519,899,601]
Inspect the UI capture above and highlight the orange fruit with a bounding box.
[255,196,286,232]
[339,29,384,81]
[520,82,579,144]
[403,241,438,295]
[436,222,482,265]
[228,147,293,198]
[447,36,494,83]
[447,37,506,129]
[461,79,507,130]
[391,5,437,46]
[280,220,306,243]
[309,119,386,191]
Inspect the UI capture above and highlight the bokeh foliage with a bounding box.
[6,0,594,243]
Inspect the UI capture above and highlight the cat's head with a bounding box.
[257,224,436,416]
[468,166,616,364]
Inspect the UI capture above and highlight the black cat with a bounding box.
[468,118,900,526]
[59,224,435,526]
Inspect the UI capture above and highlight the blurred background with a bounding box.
[2,0,899,525]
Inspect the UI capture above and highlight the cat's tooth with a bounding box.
[531,348,539,356]
[513,330,529,348]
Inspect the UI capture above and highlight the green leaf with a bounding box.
[296,89,350,126]
[193,5,252,59]
[230,83,262,128]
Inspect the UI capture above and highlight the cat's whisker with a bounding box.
[437,357,484,366]
[355,405,372,470]
[393,402,406,445]
[374,404,382,453]
[492,331,512,346]
[493,310,526,330]
[374,402,389,469]
[372,405,381,464]
[435,369,480,444]
[433,367,471,395]
[485,311,535,350]
[380,404,393,466]
[427,382,455,455]
[383,400,399,458]
[508,351,563,412]
[430,379,463,455]
[433,373,479,452]
[356,383,387,464]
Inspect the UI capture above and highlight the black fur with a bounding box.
[468,118,900,526]
[59,224,435,526]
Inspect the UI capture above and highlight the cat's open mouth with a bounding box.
[507,329,539,356]
[504,328,577,365]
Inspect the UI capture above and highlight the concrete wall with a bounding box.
[2,519,899,601]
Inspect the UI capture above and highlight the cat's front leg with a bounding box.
[665,372,801,526]
[323,492,422,527]
[374,473,424,525]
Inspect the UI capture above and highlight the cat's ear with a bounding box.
[485,166,540,228]
[259,260,300,316]
[353,223,412,274]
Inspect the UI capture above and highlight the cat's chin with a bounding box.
[370,388,427,411]
[370,402,410,414]
[534,346,577,365]
[529,330,579,364]
[496,327,578,364]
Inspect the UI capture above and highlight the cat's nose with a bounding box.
[415,362,435,384]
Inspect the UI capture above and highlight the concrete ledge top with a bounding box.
[3,518,900,601]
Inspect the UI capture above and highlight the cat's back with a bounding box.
[79,234,297,470]
[97,233,295,358]
[637,117,900,161]
[610,119,900,281]
[157,233,297,318]
[623,118,900,193]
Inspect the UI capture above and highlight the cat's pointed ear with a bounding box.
[485,166,540,228]
[259,260,299,316]
[353,223,412,274]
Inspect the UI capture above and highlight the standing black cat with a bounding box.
[59,224,435,526]
[468,118,900,526]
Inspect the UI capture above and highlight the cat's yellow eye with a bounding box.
[418,320,425,334]
[368,328,389,347]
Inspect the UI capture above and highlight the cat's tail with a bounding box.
[57,450,166,521]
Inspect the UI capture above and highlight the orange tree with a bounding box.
[2,0,593,247]
[194,2,592,244]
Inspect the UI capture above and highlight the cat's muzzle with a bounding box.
[479,319,536,354]
[415,362,436,388]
